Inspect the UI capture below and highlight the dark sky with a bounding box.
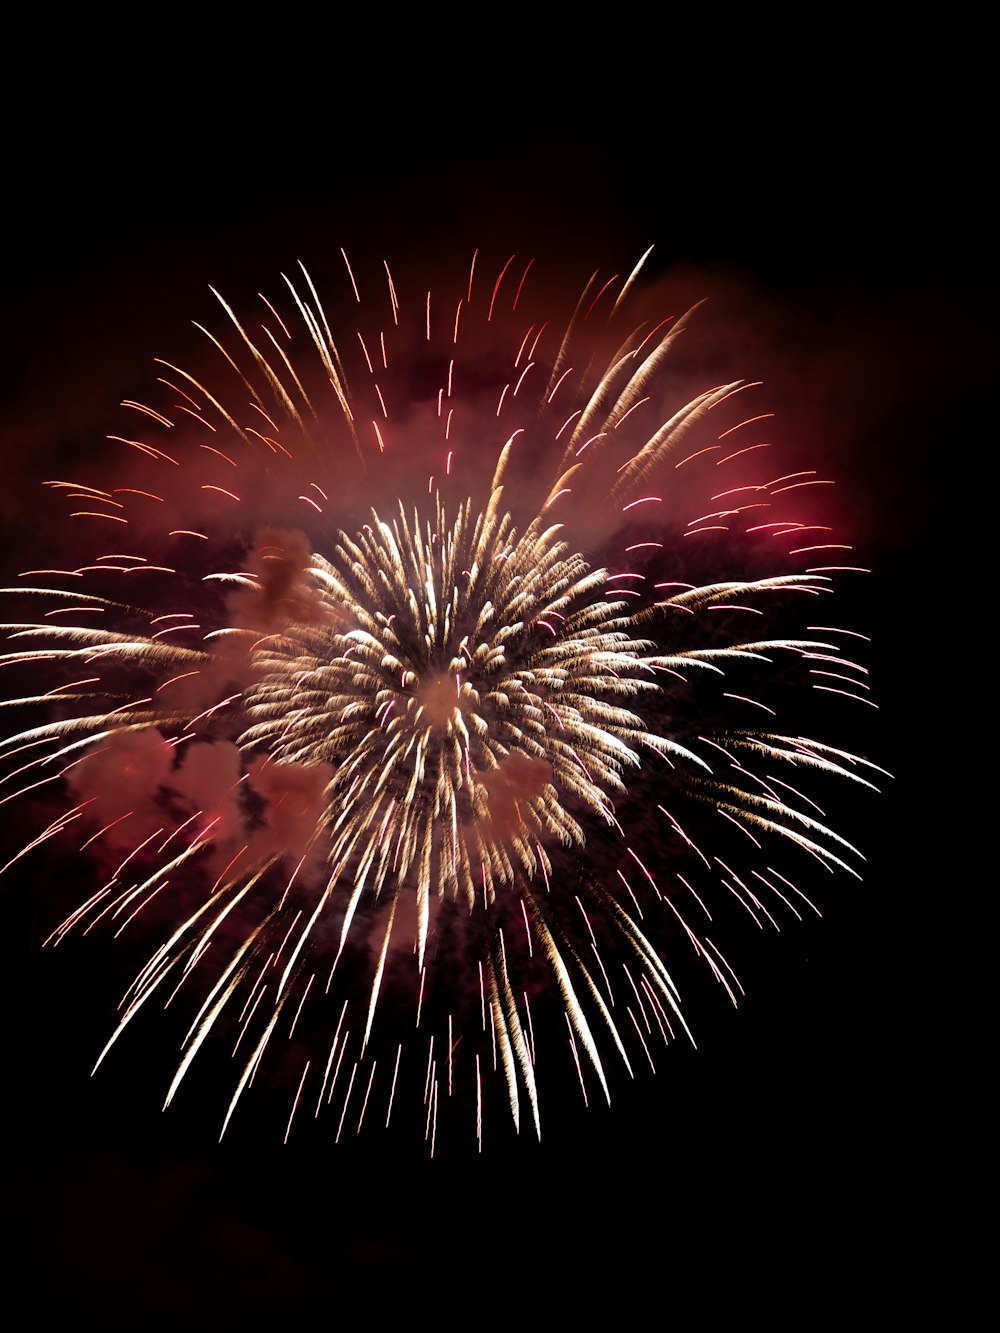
[0,35,986,1325]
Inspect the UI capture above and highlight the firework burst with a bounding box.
[1,248,881,1148]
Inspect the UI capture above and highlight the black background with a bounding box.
[0,27,985,1326]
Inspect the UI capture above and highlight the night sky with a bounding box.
[0,34,984,1326]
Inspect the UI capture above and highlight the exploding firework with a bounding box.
[1,248,881,1148]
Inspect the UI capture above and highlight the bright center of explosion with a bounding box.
[417,674,465,730]
[239,494,672,961]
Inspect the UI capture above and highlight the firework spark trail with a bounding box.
[0,248,882,1147]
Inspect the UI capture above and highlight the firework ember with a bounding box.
[0,248,881,1148]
